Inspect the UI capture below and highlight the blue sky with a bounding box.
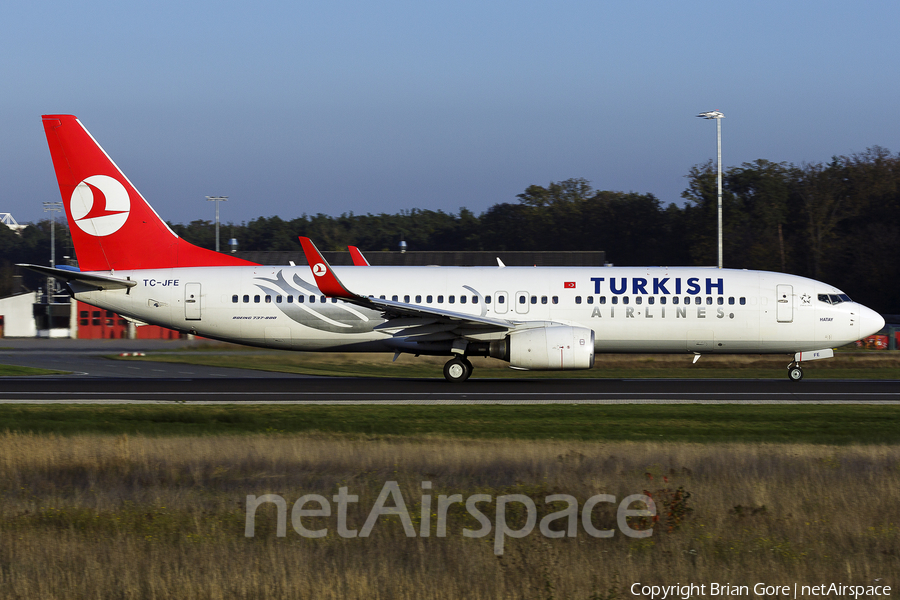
[2,0,897,229]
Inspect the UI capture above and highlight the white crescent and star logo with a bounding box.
[70,175,130,237]
[313,263,328,276]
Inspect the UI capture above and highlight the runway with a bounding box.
[2,340,899,404]
[2,376,899,404]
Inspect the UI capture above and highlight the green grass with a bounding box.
[2,404,900,444]
[113,350,900,379]
[0,364,68,376]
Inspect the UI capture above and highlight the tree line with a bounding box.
[3,147,898,314]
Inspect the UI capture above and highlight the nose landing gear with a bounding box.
[444,357,473,382]
[787,362,803,381]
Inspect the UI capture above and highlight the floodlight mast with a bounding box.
[42,201,62,293]
[697,110,724,269]
[206,196,228,252]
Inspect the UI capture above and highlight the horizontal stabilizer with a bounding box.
[17,264,137,290]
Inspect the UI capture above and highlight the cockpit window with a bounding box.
[818,293,852,305]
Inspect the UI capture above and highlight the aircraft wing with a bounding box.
[298,237,535,340]
[17,264,137,291]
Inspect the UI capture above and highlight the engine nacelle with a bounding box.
[489,326,595,370]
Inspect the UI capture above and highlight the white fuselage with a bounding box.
[73,265,878,355]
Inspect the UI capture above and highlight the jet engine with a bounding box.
[489,326,595,370]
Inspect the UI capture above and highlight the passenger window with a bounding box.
[660,297,666,305]
[575,296,582,304]
[404,295,410,303]
[298,296,304,303]
[673,297,679,305]
[622,297,630,305]
[706,297,712,305]
[694,297,701,305]
[472,295,478,304]
[740,297,746,305]
[728,297,734,305]
[392,295,399,302]
[276,296,282,303]
[588,296,595,304]
[648,297,655,305]
[611,297,618,305]
[332,298,337,303]
[287,296,293,303]
[232,295,238,303]
[635,296,642,305]
[265,295,272,303]
[519,295,526,304]
[427,295,433,303]
[552,296,558,304]
[449,296,455,304]
[484,295,491,303]
[497,295,504,304]
[531,296,537,304]
[460,296,466,304]
[541,296,548,304]
[717,297,723,305]
[438,295,444,303]
[243,295,250,303]
[310,296,316,303]
[415,295,421,303]
[254,295,260,303]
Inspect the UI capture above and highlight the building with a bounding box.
[73,301,182,340]
[0,291,39,337]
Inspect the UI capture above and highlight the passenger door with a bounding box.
[185,283,201,320]
[776,284,793,323]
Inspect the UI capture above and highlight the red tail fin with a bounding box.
[42,115,257,271]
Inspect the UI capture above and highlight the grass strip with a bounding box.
[2,404,900,444]
[0,364,68,376]
[111,351,900,379]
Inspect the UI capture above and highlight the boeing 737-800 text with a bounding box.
[21,115,885,381]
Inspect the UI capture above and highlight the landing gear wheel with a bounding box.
[444,357,473,382]
[788,365,803,381]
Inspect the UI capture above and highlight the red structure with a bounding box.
[74,300,183,340]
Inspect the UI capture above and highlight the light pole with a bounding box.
[206,196,228,252]
[42,201,62,295]
[696,110,724,269]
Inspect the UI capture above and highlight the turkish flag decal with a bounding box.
[564,282,576,289]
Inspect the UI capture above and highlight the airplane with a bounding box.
[697,110,725,119]
[21,114,884,382]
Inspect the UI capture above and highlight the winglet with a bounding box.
[298,237,357,299]
[348,246,370,266]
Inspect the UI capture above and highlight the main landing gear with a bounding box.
[443,356,473,382]
[787,362,803,381]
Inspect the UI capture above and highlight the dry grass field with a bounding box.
[1,433,897,599]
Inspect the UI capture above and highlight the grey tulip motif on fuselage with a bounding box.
[254,270,381,334]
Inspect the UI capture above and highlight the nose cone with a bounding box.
[859,305,885,339]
